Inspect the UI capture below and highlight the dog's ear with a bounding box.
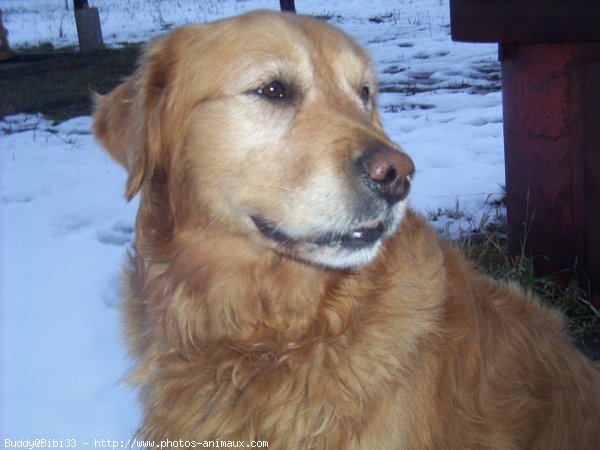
[93,36,173,201]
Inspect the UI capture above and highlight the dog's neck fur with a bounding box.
[130,188,445,350]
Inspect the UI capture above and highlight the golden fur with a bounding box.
[94,11,600,449]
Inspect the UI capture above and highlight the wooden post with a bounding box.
[73,0,104,53]
[279,0,296,13]
[449,0,600,301]
[500,43,600,293]
[0,9,14,61]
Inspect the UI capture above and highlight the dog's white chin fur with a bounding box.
[297,240,384,269]
[293,201,409,269]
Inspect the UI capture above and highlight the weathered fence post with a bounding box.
[74,0,103,53]
[279,0,296,13]
[0,9,14,61]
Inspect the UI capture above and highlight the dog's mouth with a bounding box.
[249,200,408,269]
[251,216,386,251]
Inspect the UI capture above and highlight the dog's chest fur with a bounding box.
[124,213,449,449]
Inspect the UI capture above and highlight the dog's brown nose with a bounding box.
[359,146,415,204]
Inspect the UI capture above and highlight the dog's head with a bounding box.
[94,11,414,269]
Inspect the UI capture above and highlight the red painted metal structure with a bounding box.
[450,1,600,301]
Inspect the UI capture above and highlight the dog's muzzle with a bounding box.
[251,144,415,268]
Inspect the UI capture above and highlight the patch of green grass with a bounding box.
[0,44,141,123]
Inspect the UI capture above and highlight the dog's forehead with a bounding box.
[232,12,374,88]
[223,12,374,79]
[292,15,374,79]
[165,12,376,102]
[288,14,368,58]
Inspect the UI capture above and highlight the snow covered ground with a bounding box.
[1,0,504,444]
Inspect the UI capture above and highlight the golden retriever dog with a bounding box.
[94,11,600,449]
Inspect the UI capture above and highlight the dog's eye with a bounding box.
[257,81,289,101]
[360,86,370,104]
